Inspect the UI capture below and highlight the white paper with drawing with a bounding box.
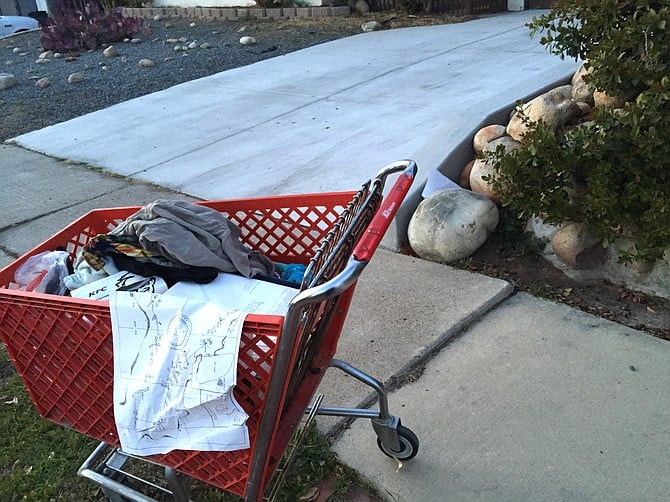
[165,272,298,315]
[110,291,250,456]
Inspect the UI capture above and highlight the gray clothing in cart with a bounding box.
[110,200,275,278]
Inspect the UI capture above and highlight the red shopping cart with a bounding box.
[0,160,419,501]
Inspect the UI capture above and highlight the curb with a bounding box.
[120,5,351,21]
[319,280,515,438]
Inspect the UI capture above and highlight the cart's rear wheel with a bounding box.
[376,424,419,461]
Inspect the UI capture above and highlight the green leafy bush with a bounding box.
[528,0,669,101]
[485,0,670,263]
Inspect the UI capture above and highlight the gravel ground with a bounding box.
[0,15,370,141]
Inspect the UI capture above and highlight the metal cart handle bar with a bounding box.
[352,163,416,262]
[246,160,417,501]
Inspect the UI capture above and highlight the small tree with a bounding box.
[486,0,670,263]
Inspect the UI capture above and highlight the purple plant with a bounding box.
[40,0,143,52]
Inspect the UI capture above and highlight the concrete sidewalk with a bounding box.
[2,10,669,502]
[8,10,579,248]
[333,293,670,501]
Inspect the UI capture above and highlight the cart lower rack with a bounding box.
[0,161,418,501]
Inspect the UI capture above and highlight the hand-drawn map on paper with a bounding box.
[110,291,250,456]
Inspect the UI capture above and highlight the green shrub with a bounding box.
[485,0,670,263]
[528,0,669,101]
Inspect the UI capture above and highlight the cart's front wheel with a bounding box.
[376,424,419,461]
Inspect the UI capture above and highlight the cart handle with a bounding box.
[353,160,417,262]
[246,160,417,502]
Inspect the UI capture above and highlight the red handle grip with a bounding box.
[353,164,416,261]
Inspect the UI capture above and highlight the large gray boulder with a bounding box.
[408,189,499,263]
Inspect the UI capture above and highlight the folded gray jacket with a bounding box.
[110,200,275,278]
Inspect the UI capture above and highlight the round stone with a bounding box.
[408,189,499,263]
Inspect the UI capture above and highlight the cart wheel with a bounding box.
[376,424,419,461]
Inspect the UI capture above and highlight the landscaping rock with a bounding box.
[408,189,499,263]
[507,85,582,141]
[541,235,670,300]
[103,46,119,58]
[483,135,521,153]
[469,158,498,201]
[354,0,370,14]
[35,77,50,88]
[576,101,591,115]
[459,160,475,189]
[138,58,155,68]
[0,73,18,90]
[571,62,593,104]
[361,21,382,32]
[239,36,256,46]
[526,216,563,254]
[67,72,84,84]
[607,240,670,297]
[593,89,625,108]
[551,222,606,269]
[473,124,506,154]
[469,136,521,201]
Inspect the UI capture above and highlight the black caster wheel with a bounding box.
[376,423,419,461]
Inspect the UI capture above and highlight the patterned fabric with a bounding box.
[82,234,157,271]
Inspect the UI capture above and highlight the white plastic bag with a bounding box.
[14,250,70,295]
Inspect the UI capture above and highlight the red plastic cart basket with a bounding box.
[0,161,418,501]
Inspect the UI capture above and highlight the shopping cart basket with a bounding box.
[0,160,419,501]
